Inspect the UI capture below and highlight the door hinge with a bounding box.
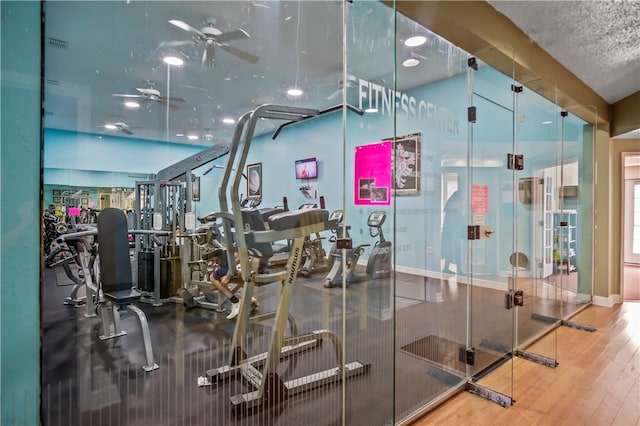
[511,84,523,93]
[505,289,524,309]
[459,347,475,366]
[336,238,352,249]
[468,106,477,123]
[507,153,524,170]
[468,57,478,70]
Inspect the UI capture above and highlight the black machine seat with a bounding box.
[103,288,142,305]
[98,207,140,305]
[267,208,329,231]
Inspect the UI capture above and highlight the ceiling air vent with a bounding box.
[48,37,68,50]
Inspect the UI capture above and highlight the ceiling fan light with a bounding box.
[104,124,117,130]
[405,35,427,47]
[124,101,140,108]
[163,56,184,66]
[187,134,199,140]
[402,58,420,68]
[287,88,303,97]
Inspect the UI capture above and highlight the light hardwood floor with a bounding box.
[413,302,640,426]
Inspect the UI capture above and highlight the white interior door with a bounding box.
[624,180,640,264]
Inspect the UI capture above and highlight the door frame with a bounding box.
[620,151,640,301]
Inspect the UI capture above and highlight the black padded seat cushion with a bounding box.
[268,208,329,231]
[104,288,142,305]
[98,207,140,304]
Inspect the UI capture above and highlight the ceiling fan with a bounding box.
[112,87,186,110]
[161,17,259,69]
[96,121,144,136]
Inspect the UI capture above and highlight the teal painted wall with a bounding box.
[1,2,42,425]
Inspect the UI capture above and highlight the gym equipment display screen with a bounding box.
[295,157,318,179]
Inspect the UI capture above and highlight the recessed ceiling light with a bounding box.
[405,36,426,47]
[187,134,199,140]
[222,118,235,124]
[104,124,117,130]
[402,58,420,68]
[287,88,303,97]
[124,101,140,108]
[175,133,184,137]
[163,56,184,66]
[364,108,378,113]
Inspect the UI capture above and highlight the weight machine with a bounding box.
[133,144,229,306]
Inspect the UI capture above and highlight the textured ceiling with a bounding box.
[488,0,640,104]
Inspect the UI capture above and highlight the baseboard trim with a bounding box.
[593,294,620,307]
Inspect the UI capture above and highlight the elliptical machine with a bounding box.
[322,210,391,288]
[364,211,392,280]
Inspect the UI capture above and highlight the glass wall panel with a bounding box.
[466,48,515,403]
[387,12,470,424]
[343,1,397,424]
[559,109,594,320]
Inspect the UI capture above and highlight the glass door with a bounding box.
[513,77,560,366]
[465,48,515,406]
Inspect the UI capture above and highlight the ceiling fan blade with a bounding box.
[158,40,196,49]
[113,93,144,98]
[217,43,259,64]
[120,128,134,135]
[214,28,250,43]
[168,19,204,37]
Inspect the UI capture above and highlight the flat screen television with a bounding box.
[295,157,318,179]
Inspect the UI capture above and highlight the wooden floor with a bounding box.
[413,302,640,426]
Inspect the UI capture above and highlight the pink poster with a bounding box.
[354,141,392,205]
[472,184,489,214]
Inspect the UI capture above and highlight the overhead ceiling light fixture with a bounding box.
[405,36,427,47]
[542,120,553,125]
[222,118,235,124]
[124,101,140,108]
[163,56,184,66]
[187,134,199,140]
[364,108,378,113]
[287,88,303,97]
[402,58,420,68]
[104,124,117,130]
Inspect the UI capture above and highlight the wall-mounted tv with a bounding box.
[295,157,318,179]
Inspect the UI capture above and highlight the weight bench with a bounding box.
[97,207,159,372]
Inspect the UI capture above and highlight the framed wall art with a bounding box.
[247,162,262,200]
[391,132,421,196]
